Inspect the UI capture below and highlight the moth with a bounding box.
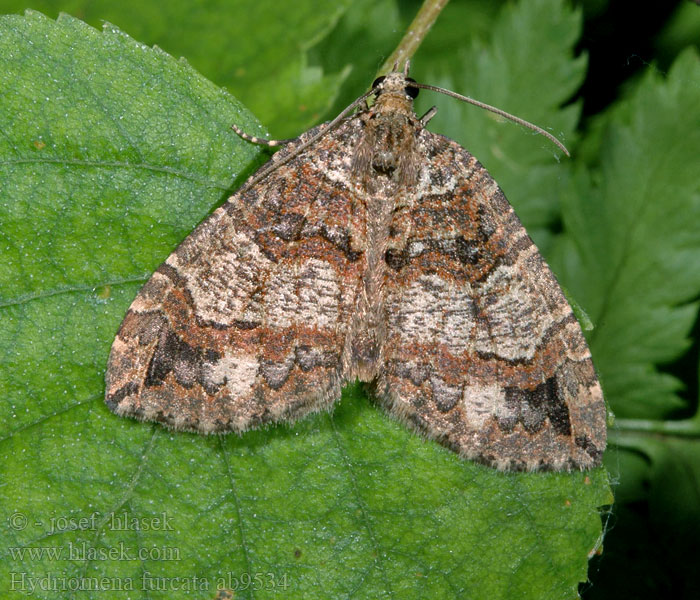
[105,62,606,471]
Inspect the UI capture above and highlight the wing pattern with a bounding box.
[106,70,606,470]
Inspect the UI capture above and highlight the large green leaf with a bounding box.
[0,4,610,599]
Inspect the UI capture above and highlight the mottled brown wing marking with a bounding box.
[377,132,606,471]
[106,122,368,434]
[106,68,605,471]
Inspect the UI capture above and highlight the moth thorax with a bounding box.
[373,91,414,116]
[368,111,416,175]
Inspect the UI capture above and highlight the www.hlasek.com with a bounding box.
[9,541,180,562]
[9,571,290,594]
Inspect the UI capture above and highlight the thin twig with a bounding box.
[379,0,451,77]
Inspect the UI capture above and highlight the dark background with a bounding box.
[572,2,699,598]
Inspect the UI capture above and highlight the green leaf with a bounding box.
[0,4,610,599]
[552,48,700,420]
[0,0,354,137]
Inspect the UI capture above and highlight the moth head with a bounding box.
[371,73,420,101]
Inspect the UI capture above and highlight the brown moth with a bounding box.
[105,63,606,471]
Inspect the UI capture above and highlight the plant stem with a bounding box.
[379,0,450,75]
[612,414,700,438]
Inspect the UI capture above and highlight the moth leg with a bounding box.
[419,106,438,125]
[231,123,296,147]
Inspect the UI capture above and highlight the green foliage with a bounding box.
[2,0,698,598]
[0,0,354,137]
[554,45,700,598]
[554,49,700,419]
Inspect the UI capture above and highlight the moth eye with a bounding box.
[371,76,386,89]
[405,76,419,99]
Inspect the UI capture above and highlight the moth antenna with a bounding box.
[238,88,376,191]
[413,82,570,157]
